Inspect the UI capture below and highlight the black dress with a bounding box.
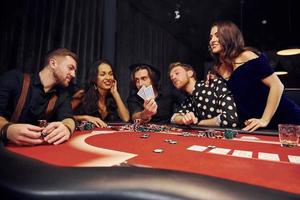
[74,93,121,122]
[225,54,300,129]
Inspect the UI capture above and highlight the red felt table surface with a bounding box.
[6,128,300,195]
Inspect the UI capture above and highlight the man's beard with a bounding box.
[54,71,69,87]
[181,79,190,92]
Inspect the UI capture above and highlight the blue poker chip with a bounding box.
[224,129,234,139]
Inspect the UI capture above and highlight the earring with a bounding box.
[93,84,97,90]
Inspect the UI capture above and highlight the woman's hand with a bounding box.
[84,116,107,128]
[110,79,118,95]
[205,71,217,85]
[242,118,268,132]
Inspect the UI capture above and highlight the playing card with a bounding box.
[232,150,253,158]
[258,152,280,161]
[144,85,155,100]
[209,147,231,155]
[187,145,207,152]
[137,85,146,99]
[148,85,155,99]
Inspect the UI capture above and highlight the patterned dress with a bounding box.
[177,78,239,128]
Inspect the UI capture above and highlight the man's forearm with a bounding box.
[132,110,152,122]
[171,113,184,124]
[0,116,9,130]
[62,118,75,134]
[0,116,11,144]
[198,117,219,126]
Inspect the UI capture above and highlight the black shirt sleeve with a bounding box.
[0,70,23,120]
[176,97,195,115]
[127,94,144,116]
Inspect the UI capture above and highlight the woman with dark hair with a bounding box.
[209,20,300,132]
[72,60,129,127]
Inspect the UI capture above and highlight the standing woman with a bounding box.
[72,59,130,127]
[209,20,300,131]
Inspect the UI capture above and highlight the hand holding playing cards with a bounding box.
[142,99,158,118]
[181,112,198,125]
[137,85,155,100]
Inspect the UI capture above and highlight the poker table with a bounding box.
[1,124,300,200]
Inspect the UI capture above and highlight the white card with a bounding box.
[143,85,154,100]
[209,147,231,155]
[232,150,253,158]
[240,136,259,141]
[137,85,146,99]
[187,145,207,152]
[258,152,280,161]
[288,155,300,164]
[143,86,150,100]
[146,85,155,99]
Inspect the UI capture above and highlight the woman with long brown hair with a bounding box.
[209,20,300,131]
[72,59,129,127]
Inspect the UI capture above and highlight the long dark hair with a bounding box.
[209,20,257,73]
[81,59,118,121]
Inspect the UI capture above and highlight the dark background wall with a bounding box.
[115,0,202,99]
[0,0,105,85]
[0,0,299,101]
[0,0,201,100]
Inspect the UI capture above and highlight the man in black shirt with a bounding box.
[169,62,239,128]
[0,48,77,145]
[127,63,183,123]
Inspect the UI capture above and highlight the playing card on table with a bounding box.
[137,85,146,99]
[144,85,155,100]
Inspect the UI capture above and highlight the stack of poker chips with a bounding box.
[136,124,168,132]
[38,120,48,138]
[76,121,95,131]
[38,120,48,128]
[197,129,235,139]
[224,129,238,139]
[133,119,142,132]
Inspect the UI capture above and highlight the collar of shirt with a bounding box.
[32,73,57,95]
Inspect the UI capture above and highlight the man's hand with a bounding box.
[7,124,44,146]
[142,99,157,119]
[42,122,72,145]
[181,112,198,125]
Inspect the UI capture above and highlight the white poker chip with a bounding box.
[153,149,164,153]
[140,134,150,138]
[169,140,178,144]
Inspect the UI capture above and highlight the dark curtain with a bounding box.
[115,0,203,100]
[0,0,203,100]
[0,0,104,85]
